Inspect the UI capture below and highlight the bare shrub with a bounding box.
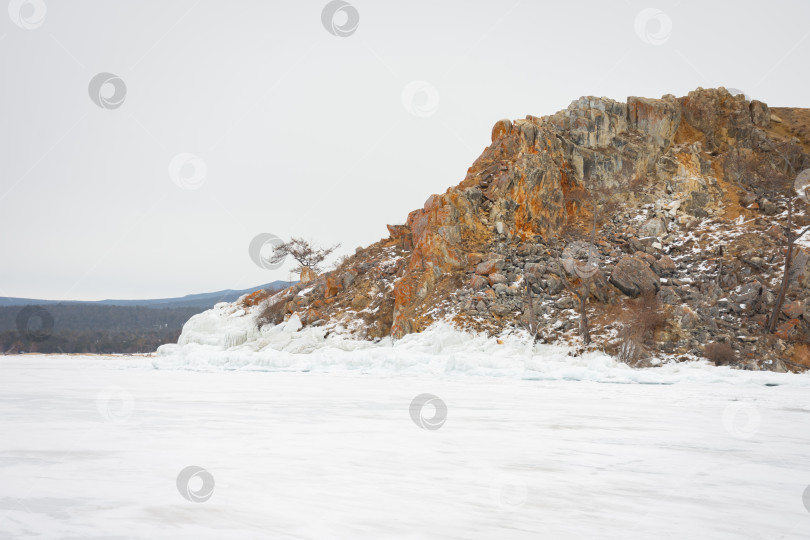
[257,299,287,328]
[633,291,667,335]
[617,334,643,365]
[615,291,668,366]
[256,287,297,329]
[703,342,737,365]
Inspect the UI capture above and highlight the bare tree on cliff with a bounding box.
[267,237,341,275]
[552,182,618,346]
[766,163,810,334]
[727,140,808,334]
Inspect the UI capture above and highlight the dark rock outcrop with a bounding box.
[251,87,810,371]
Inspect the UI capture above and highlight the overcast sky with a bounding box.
[1,0,808,300]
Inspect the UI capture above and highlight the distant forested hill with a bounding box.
[0,281,290,354]
[0,304,203,354]
[0,280,292,309]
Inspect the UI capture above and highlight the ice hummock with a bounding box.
[155,297,810,387]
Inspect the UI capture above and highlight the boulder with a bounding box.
[387,223,411,240]
[782,301,803,319]
[341,269,358,288]
[300,266,318,284]
[678,306,699,329]
[324,276,343,298]
[775,319,801,340]
[652,255,677,276]
[732,281,762,305]
[470,275,489,290]
[476,259,502,275]
[750,100,770,128]
[789,248,810,289]
[546,276,565,295]
[658,286,680,305]
[524,262,544,275]
[738,190,757,207]
[491,119,512,142]
[467,253,484,266]
[387,224,413,250]
[555,296,575,310]
[639,217,667,238]
[350,294,370,310]
[609,256,660,297]
[766,224,787,242]
[759,198,778,215]
[300,308,325,326]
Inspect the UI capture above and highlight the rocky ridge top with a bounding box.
[248,87,810,372]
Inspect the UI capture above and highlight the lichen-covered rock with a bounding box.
[470,275,489,290]
[627,94,680,147]
[750,100,771,128]
[324,276,343,298]
[476,259,502,275]
[300,266,318,284]
[609,256,661,297]
[247,87,810,371]
[652,255,676,276]
[491,119,512,142]
[639,217,667,238]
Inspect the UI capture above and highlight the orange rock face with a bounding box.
[263,86,810,375]
[300,266,318,284]
[775,319,801,340]
[324,276,343,299]
[375,88,772,337]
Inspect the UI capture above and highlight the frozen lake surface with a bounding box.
[1,354,810,539]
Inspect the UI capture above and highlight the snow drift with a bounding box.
[155,299,810,387]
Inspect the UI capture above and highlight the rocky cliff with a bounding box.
[248,87,810,372]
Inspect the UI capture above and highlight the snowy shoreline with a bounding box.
[144,302,810,387]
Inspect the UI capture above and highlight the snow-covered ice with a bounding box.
[1,351,810,539]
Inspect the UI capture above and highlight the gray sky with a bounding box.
[1,0,808,300]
